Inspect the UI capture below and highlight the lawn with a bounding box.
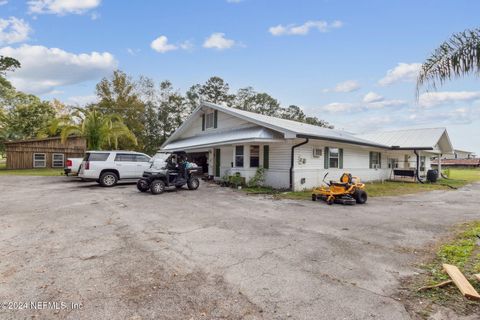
[402,221,480,317]
[244,169,480,200]
[0,162,64,176]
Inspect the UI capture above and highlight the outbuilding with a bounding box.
[161,102,454,190]
[5,136,86,170]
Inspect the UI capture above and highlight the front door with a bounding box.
[215,149,221,177]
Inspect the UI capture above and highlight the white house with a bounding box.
[440,149,476,160]
[161,102,454,190]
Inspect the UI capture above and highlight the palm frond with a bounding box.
[417,28,480,97]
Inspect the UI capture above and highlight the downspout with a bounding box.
[414,149,424,184]
[290,138,309,190]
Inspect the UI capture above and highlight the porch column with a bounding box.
[438,153,442,178]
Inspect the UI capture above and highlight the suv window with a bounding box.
[84,153,110,161]
[135,155,150,162]
[114,154,136,162]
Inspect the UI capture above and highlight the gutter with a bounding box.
[290,138,309,190]
[414,149,424,184]
[296,134,389,149]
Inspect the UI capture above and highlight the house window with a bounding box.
[420,156,426,171]
[329,148,339,168]
[52,153,64,168]
[370,152,381,169]
[205,112,215,129]
[313,148,322,158]
[250,145,259,167]
[388,158,398,169]
[235,146,244,167]
[33,153,46,168]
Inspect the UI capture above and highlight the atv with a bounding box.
[137,151,200,195]
[312,172,367,205]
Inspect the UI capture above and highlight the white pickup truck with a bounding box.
[64,157,83,176]
[78,150,151,187]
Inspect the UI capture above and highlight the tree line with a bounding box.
[0,56,332,156]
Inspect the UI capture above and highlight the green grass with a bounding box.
[0,162,64,176]
[244,169,480,200]
[408,221,480,316]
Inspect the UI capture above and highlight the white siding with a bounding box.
[291,140,391,190]
[180,108,252,139]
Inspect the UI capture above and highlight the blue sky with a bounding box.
[1,0,479,153]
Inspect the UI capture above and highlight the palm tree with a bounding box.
[417,28,480,95]
[61,108,137,150]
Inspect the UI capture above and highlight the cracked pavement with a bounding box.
[0,176,479,319]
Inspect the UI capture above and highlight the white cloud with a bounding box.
[28,0,101,15]
[0,1,8,6]
[378,62,421,86]
[323,80,360,93]
[0,17,32,45]
[418,91,480,108]
[321,102,357,113]
[362,92,383,103]
[226,0,243,3]
[179,40,194,50]
[0,44,117,94]
[366,99,405,110]
[269,20,342,36]
[322,97,405,113]
[407,107,479,126]
[126,48,140,56]
[66,94,98,106]
[203,32,236,50]
[150,36,178,53]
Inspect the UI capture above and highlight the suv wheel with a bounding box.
[150,180,165,195]
[99,172,118,187]
[187,177,200,190]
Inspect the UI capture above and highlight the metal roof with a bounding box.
[357,127,454,152]
[199,102,390,148]
[162,126,281,151]
[161,102,454,152]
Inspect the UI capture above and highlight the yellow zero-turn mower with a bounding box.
[312,172,368,205]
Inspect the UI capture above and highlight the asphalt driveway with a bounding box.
[0,176,479,319]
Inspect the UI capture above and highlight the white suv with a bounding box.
[79,151,151,187]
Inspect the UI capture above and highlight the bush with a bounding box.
[248,167,265,187]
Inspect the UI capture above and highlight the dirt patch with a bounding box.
[396,223,480,319]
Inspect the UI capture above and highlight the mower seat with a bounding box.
[330,181,350,187]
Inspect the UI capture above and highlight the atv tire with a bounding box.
[187,177,200,190]
[137,179,150,192]
[311,194,317,201]
[354,189,368,204]
[150,180,166,195]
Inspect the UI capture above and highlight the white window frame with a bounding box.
[205,112,215,129]
[329,148,339,168]
[371,152,381,169]
[33,153,46,168]
[52,153,65,168]
[235,145,244,167]
[250,145,260,168]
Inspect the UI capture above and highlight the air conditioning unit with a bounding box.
[313,148,322,158]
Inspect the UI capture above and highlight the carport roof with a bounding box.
[162,126,281,151]
[357,127,454,153]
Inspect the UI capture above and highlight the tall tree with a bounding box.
[96,70,146,150]
[2,93,56,139]
[198,76,235,105]
[234,87,257,111]
[61,108,136,150]
[417,28,480,94]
